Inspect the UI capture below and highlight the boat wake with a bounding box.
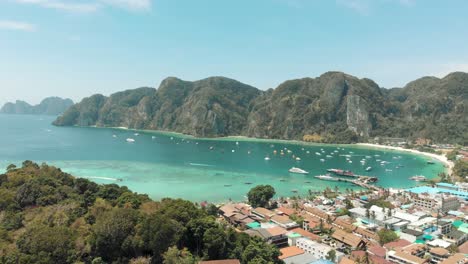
[189,163,215,167]
[80,176,120,181]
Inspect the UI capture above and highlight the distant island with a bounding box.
[1,97,74,116]
[53,71,468,145]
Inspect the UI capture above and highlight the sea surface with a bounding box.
[0,114,445,202]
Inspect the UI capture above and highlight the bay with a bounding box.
[0,114,445,202]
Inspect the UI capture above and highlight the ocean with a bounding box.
[0,114,445,202]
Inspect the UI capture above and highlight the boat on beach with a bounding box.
[289,167,309,174]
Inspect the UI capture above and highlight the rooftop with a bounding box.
[266,226,288,237]
[383,239,412,250]
[429,247,449,256]
[279,246,305,260]
[440,253,466,264]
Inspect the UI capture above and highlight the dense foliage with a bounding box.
[247,185,276,208]
[0,162,282,264]
[377,229,399,245]
[54,72,468,144]
[0,97,73,115]
[454,160,468,181]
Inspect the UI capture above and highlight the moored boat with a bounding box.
[289,167,309,174]
[409,175,427,181]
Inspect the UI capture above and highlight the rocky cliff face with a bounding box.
[1,97,74,115]
[53,72,468,144]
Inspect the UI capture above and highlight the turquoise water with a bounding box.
[0,114,445,202]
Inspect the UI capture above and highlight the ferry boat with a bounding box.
[327,169,355,177]
[289,167,309,174]
[409,175,427,181]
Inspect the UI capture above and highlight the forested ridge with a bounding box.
[54,72,468,145]
[0,162,282,264]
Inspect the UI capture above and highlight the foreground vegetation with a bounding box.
[0,161,282,264]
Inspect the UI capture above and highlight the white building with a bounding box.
[295,237,343,261]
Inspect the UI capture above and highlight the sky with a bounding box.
[0,0,467,105]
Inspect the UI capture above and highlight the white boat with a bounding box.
[315,152,321,156]
[410,175,426,181]
[126,138,135,143]
[151,136,156,139]
[236,141,239,145]
[306,151,310,154]
[326,155,332,158]
[295,157,301,161]
[134,133,139,136]
[289,167,309,174]
[366,167,372,171]
[264,156,270,161]
[314,174,335,180]
[112,134,117,138]
[231,149,235,153]
[320,159,325,162]
[348,160,353,163]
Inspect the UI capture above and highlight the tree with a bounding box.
[377,229,398,245]
[139,213,184,263]
[17,225,75,264]
[91,208,138,262]
[247,185,275,208]
[326,249,336,262]
[203,227,227,260]
[163,246,195,264]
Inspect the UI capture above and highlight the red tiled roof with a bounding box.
[383,239,411,250]
[458,240,468,254]
[277,207,295,216]
[291,227,321,241]
[368,245,387,258]
[279,246,305,260]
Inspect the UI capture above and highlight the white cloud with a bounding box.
[337,0,415,15]
[99,0,152,11]
[0,20,36,31]
[14,0,100,13]
[12,0,152,13]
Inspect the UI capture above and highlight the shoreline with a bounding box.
[75,125,451,175]
[356,143,453,175]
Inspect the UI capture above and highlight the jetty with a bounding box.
[316,169,381,191]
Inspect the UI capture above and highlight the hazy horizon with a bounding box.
[1,0,468,106]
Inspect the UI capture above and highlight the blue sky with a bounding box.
[1,0,467,105]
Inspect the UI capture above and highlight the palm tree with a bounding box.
[371,211,376,225]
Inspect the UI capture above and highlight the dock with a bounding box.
[316,171,381,192]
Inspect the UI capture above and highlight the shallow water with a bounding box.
[0,114,445,202]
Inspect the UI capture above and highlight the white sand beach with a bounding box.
[357,143,454,175]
